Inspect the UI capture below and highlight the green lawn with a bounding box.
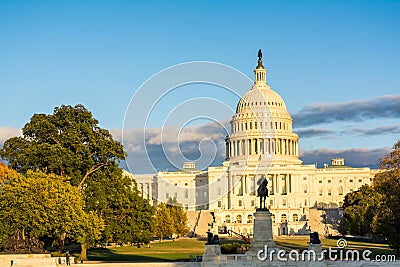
[81,236,397,262]
[86,238,204,262]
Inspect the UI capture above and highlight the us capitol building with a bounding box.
[127,52,375,237]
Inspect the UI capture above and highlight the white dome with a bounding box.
[236,86,287,114]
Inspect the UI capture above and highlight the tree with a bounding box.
[372,140,400,253]
[166,198,189,238]
[0,162,17,184]
[0,105,125,188]
[154,203,174,242]
[339,140,400,253]
[0,171,104,249]
[0,104,153,258]
[338,185,381,236]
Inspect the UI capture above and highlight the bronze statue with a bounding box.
[258,49,262,60]
[309,232,321,244]
[257,178,269,210]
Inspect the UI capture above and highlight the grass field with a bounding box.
[83,236,397,262]
[86,238,204,262]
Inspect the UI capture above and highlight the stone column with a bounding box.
[246,209,277,257]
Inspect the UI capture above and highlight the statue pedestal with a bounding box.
[308,243,323,260]
[246,209,277,257]
[202,244,221,262]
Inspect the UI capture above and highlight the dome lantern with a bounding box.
[254,49,267,88]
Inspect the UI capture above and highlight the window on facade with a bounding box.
[238,200,242,206]
[166,193,169,199]
[281,214,287,223]
[338,187,343,195]
[327,189,331,196]
[270,199,273,205]
[236,215,242,224]
[319,190,323,196]
[185,189,188,198]
[358,179,362,183]
[319,180,322,183]
[328,180,331,183]
[304,189,307,193]
[339,179,342,183]
[250,122,252,129]
[185,204,188,210]
[293,214,298,222]
[245,123,247,130]
[174,192,177,198]
[218,201,221,208]
[251,200,255,207]
[349,179,353,183]
[238,185,243,196]
[255,122,257,129]
[217,188,222,195]
[304,199,308,206]
[203,191,207,198]
[247,214,253,224]
[282,199,287,206]
[271,214,275,223]
[303,177,307,180]
[225,215,231,223]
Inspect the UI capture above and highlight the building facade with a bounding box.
[130,53,375,237]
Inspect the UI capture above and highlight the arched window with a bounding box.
[247,214,253,224]
[225,215,231,223]
[281,214,287,223]
[236,215,242,224]
[292,214,298,222]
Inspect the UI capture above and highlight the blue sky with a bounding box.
[0,1,399,173]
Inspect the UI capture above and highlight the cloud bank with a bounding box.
[293,94,400,127]
[299,147,390,169]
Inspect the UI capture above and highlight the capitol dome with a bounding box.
[225,50,301,164]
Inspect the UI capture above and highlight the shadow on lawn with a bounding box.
[87,247,195,262]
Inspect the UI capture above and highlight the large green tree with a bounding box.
[0,171,104,249]
[0,104,125,188]
[371,140,400,253]
[0,104,154,258]
[339,140,400,253]
[338,185,381,236]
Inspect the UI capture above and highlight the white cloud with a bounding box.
[0,127,22,146]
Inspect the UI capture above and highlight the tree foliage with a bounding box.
[338,185,381,236]
[372,140,400,253]
[154,203,174,241]
[0,104,125,188]
[153,199,189,242]
[339,140,400,253]
[166,198,189,237]
[0,171,104,247]
[0,104,154,256]
[0,162,17,184]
